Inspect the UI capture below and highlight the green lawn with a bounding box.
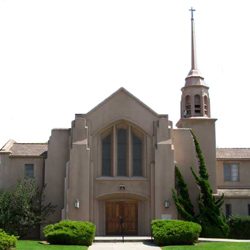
[162,242,250,250]
[16,240,88,250]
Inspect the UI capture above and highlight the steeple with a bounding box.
[190,7,198,72]
[179,8,211,118]
[185,7,205,87]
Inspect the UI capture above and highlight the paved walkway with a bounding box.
[89,237,250,249]
[199,237,250,243]
[89,242,160,250]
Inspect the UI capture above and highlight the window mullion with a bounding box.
[113,125,117,177]
[128,125,132,177]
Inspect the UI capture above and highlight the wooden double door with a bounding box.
[106,200,138,235]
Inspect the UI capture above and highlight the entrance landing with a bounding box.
[89,241,160,250]
[94,236,152,242]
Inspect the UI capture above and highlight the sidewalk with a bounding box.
[89,242,160,250]
[89,236,250,250]
[199,237,250,243]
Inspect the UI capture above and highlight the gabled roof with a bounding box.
[216,148,250,160]
[0,140,48,157]
[86,87,160,117]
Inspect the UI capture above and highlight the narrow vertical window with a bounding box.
[194,94,201,114]
[24,164,34,178]
[224,164,231,181]
[132,133,142,176]
[231,164,239,181]
[225,204,232,218]
[117,128,127,176]
[248,204,250,216]
[102,134,112,176]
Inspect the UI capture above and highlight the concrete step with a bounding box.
[94,236,153,243]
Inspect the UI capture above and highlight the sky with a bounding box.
[0,0,249,148]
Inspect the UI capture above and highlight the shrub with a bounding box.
[43,220,95,246]
[0,179,55,238]
[228,216,250,239]
[201,224,228,238]
[151,219,201,246]
[0,229,17,250]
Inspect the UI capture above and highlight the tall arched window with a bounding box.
[194,94,201,115]
[117,128,128,176]
[101,123,144,177]
[102,133,112,176]
[185,95,191,117]
[132,133,143,176]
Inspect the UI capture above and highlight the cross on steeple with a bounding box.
[189,7,196,20]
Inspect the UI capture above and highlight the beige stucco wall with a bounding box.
[217,159,250,188]
[86,89,158,136]
[223,198,250,216]
[154,117,177,220]
[63,89,177,235]
[2,88,250,238]
[44,129,70,223]
[0,153,44,189]
[176,118,217,192]
[172,128,200,208]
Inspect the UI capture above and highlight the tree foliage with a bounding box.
[0,179,55,238]
[172,166,195,222]
[172,130,229,237]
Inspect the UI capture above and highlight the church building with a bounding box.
[1,10,250,236]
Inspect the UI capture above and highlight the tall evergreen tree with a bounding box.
[172,130,228,237]
[190,130,228,237]
[172,166,196,222]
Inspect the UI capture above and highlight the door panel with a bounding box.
[106,201,138,235]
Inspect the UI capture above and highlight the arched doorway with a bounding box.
[105,200,138,235]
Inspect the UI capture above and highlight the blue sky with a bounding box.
[0,0,249,147]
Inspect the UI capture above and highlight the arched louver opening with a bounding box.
[194,94,201,115]
[204,95,208,116]
[185,95,191,117]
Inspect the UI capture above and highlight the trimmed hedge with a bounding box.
[0,229,17,250]
[228,216,250,239]
[151,219,201,246]
[43,220,95,246]
[201,224,228,238]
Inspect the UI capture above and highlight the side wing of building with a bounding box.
[216,148,250,217]
[0,140,47,190]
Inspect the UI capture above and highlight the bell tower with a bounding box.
[177,8,217,192]
[180,7,210,119]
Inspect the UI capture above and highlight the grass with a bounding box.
[162,242,250,250]
[16,240,88,250]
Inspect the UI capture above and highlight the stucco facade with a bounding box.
[1,11,250,237]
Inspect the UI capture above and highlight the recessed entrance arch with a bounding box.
[105,200,138,235]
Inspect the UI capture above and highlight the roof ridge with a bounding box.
[13,142,48,145]
[86,87,159,117]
